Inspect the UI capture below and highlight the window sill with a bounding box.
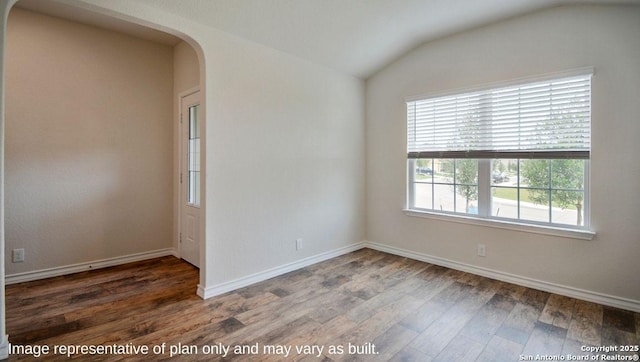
[403,209,595,240]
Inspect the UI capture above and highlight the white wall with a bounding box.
[26,0,366,292]
[4,8,175,275]
[201,20,366,287]
[0,0,17,357]
[366,5,640,303]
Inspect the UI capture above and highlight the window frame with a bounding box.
[404,69,595,240]
[187,103,201,207]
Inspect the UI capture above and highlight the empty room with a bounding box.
[0,0,639,361]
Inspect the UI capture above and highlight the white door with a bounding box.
[180,90,201,267]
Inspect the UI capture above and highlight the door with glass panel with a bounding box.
[180,90,201,267]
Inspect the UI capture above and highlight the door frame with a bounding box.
[177,86,202,267]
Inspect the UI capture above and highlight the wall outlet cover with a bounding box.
[12,248,25,263]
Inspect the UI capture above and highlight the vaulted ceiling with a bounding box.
[15,0,640,79]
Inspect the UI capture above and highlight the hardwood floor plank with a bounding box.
[458,293,517,345]
[495,282,527,301]
[406,269,458,302]
[539,294,576,329]
[495,302,543,345]
[305,292,363,324]
[332,293,424,352]
[603,306,636,334]
[433,334,485,362]
[561,338,595,357]
[520,289,551,311]
[5,250,639,361]
[233,287,329,326]
[567,300,603,346]
[287,315,358,358]
[344,284,421,324]
[601,326,637,348]
[476,335,524,361]
[409,283,493,357]
[369,323,418,361]
[521,321,567,356]
[390,347,433,362]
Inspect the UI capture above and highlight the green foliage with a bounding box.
[416,159,431,168]
[455,159,478,212]
[440,159,454,174]
[521,160,550,200]
[521,159,584,225]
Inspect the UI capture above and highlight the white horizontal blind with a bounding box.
[407,73,591,159]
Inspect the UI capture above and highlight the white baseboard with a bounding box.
[7,241,637,313]
[197,242,367,299]
[0,334,8,360]
[364,241,640,313]
[5,248,178,285]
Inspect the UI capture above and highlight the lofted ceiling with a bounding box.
[14,0,640,79]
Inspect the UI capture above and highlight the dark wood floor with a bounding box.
[5,249,639,361]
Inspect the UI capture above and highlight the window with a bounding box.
[188,104,201,207]
[407,71,592,230]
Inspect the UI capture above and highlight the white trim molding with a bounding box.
[6,241,638,314]
[197,242,367,299]
[364,241,640,313]
[404,210,595,241]
[0,334,8,360]
[5,248,178,285]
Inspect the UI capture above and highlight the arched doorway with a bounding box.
[0,1,207,358]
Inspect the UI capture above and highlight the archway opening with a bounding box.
[1,0,207,356]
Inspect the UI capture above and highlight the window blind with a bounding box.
[407,73,591,159]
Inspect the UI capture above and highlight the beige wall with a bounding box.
[366,5,640,304]
[174,41,199,95]
[3,1,366,297]
[0,1,16,358]
[4,8,175,275]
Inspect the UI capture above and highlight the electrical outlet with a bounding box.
[296,238,303,250]
[12,248,25,263]
[477,244,486,257]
